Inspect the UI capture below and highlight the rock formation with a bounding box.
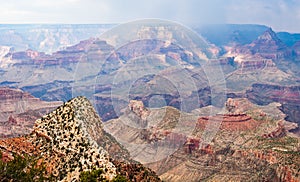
[0,87,62,138]
[232,28,291,60]
[105,98,300,181]
[0,23,300,181]
[128,100,150,122]
[246,83,300,124]
[0,97,161,181]
[1,97,116,181]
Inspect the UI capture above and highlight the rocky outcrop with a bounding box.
[9,49,42,60]
[197,114,260,132]
[232,28,292,60]
[128,100,150,121]
[237,58,277,71]
[223,28,296,86]
[262,121,286,138]
[1,97,117,181]
[112,159,162,182]
[0,87,34,100]
[0,96,161,181]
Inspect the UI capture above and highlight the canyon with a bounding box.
[0,22,300,181]
[0,24,299,124]
[104,98,300,181]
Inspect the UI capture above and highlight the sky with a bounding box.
[0,0,299,33]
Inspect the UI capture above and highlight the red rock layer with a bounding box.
[197,114,260,131]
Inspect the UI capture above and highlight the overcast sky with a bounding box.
[0,0,299,33]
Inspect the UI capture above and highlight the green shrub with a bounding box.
[0,151,129,182]
[0,151,52,181]
[112,175,128,182]
[79,169,108,182]
[79,168,129,182]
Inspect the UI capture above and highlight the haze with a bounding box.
[0,0,299,32]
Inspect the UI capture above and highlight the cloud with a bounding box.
[105,0,227,25]
[0,0,299,32]
[0,0,227,24]
[225,0,300,32]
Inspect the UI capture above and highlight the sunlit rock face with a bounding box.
[1,96,117,181]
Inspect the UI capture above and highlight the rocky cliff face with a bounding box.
[224,28,299,87]
[250,28,288,54]
[231,28,292,60]
[0,87,62,138]
[1,97,117,181]
[219,27,300,124]
[105,98,300,182]
[246,83,300,124]
[0,96,161,181]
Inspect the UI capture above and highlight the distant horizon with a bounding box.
[0,0,299,33]
[0,23,298,33]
